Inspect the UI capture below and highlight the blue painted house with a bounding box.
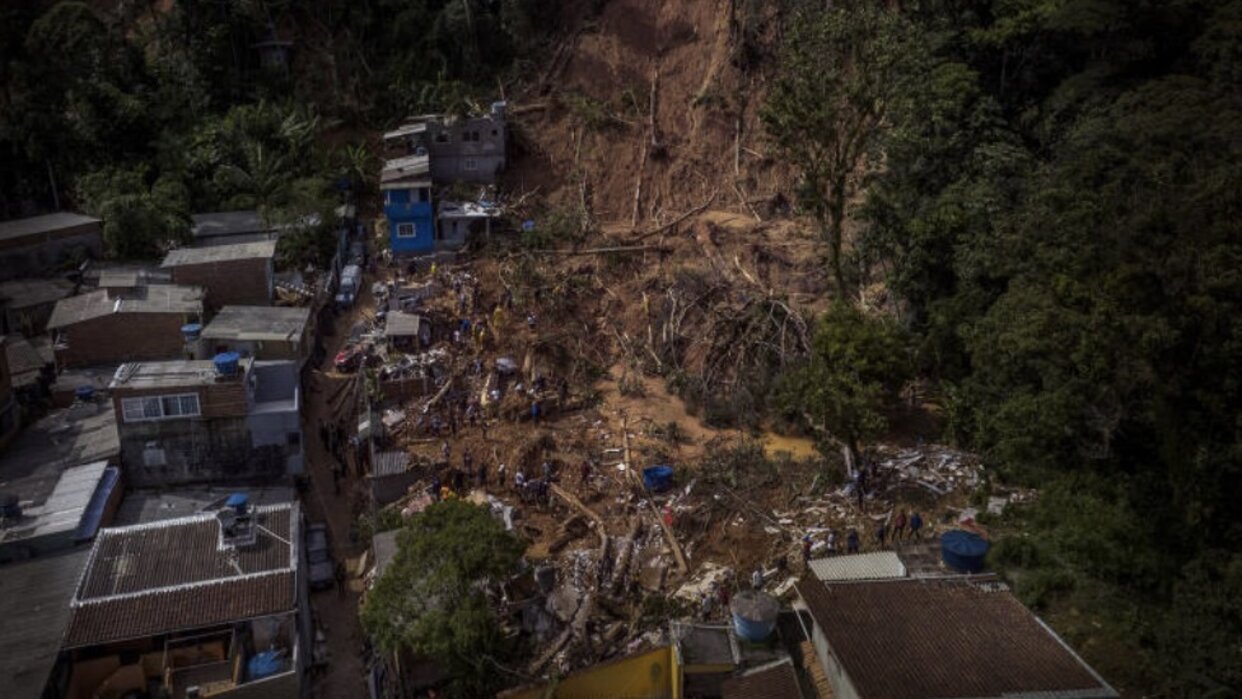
[381,154,434,255]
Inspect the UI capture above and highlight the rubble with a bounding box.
[349,247,996,683]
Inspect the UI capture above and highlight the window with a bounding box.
[463,158,478,172]
[417,188,429,203]
[396,223,416,238]
[121,393,200,422]
[461,130,480,142]
[435,132,450,143]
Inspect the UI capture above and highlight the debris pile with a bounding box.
[350,249,997,681]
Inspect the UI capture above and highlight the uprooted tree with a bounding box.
[361,499,524,697]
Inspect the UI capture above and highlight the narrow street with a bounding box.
[299,276,376,699]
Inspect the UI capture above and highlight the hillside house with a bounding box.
[383,102,508,184]
[382,154,436,255]
[0,213,103,281]
[108,356,302,487]
[52,500,308,699]
[793,577,1118,699]
[199,305,313,363]
[437,199,499,249]
[162,241,277,310]
[46,285,204,368]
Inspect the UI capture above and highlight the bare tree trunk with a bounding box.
[827,179,848,298]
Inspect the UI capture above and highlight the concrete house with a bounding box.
[51,499,308,699]
[109,356,303,487]
[383,102,508,184]
[437,200,499,249]
[46,285,204,368]
[382,154,436,255]
[0,213,103,281]
[793,577,1118,699]
[162,241,278,310]
[199,305,313,363]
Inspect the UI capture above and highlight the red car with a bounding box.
[334,344,377,373]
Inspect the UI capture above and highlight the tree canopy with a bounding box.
[778,301,910,468]
[361,500,524,697]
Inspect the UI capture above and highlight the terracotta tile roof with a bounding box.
[721,659,805,699]
[64,571,295,648]
[795,578,1117,699]
[63,503,299,648]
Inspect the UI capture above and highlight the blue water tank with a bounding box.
[213,351,241,376]
[74,385,95,401]
[941,530,990,573]
[730,591,779,642]
[181,323,203,342]
[225,492,250,514]
[643,465,674,492]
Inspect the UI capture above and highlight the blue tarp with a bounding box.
[247,650,286,680]
[73,467,120,542]
[642,465,674,492]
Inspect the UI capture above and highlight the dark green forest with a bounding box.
[0,0,552,258]
[764,0,1239,693]
[1,0,1239,695]
[829,0,1241,693]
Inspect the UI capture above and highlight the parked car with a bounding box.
[305,522,334,591]
[335,264,363,308]
[334,343,379,373]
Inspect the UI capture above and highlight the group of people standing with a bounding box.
[799,509,927,565]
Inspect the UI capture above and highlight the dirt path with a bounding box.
[301,289,374,699]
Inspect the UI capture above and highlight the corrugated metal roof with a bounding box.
[0,405,119,548]
[383,123,428,140]
[161,240,277,266]
[380,154,431,190]
[808,551,906,581]
[383,312,424,337]
[371,451,411,478]
[795,578,1118,699]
